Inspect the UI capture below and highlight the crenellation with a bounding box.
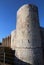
[2,35,11,47]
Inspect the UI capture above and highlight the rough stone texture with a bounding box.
[11,30,16,50]
[40,27,44,48]
[40,27,44,63]
[15,4,43,65]
[2,35,11,47]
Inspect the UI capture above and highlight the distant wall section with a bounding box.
[2,35,11,47]
[11,30,16,50]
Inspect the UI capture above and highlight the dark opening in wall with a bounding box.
[27,24,29,27]
[28,30,30,33]
[28,40,30,43]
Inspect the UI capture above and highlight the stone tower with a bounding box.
[15,4,43,65]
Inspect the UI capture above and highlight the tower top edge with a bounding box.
[17,4,38,14]
[11,30,16,34]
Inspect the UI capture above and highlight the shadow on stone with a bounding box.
[14,50,31,65]
[14,56,31,65]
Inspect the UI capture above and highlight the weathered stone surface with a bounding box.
[15,4,43,65]
[2,35,11,47]
[11,30,16,50]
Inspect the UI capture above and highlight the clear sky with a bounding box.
[0,0,44,42]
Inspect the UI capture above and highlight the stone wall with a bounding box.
[40,27,44,48]
[2,35,11,47]
[15,4,43,65]
[11,30,16,50]
[40,27,44,61]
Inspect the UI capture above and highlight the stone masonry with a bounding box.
[11,4,43,65]
[1,4,44,65]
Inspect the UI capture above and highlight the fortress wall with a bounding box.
[40,27,44,61]
[2,35,11,47]
[40,27,44,47]
[11,30,16,50]
[15,4,43,65]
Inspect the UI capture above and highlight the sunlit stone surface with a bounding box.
[15,4,43,65]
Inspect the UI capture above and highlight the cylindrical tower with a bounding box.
[15,4,43,65]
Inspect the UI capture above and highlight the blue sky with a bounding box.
[0,0,44,42]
